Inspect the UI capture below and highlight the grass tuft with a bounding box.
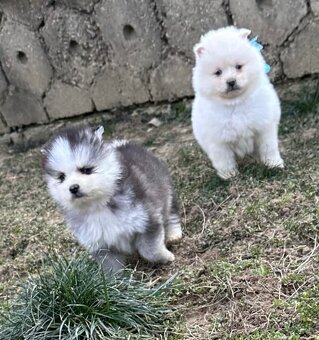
[280,82,319,134]
[0,255,175,340]
[288,83,319,115]
[296,283,319,335]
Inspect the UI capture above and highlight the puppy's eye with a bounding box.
[235,64,243,70]
[58,173,65,183]
[80,167,94,175]
[214,69,222,76]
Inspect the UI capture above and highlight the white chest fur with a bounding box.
[67,203,148,254]
[192,84,280,158]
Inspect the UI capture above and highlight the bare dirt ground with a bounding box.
[0,86,318,338]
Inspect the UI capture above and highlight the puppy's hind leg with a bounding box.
[165,198,182,244]
[136,225,175,264]
[166,214,182,245]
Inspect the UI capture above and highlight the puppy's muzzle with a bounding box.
[69,184,85,198]
[226,79,239,92]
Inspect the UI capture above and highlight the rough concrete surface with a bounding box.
[311,0,319,16]
[44,81,93,119]
[0,67,7,102]
[281,19,319,78]
[150,55,193,101]
[58,0,100,13]
[0,20,52,96]
[0,118,7,134]
[1,88,47,127]
[92,63,149,110]
[42,7,107,88]
[230,0,308,46]
[156,0,228,59]
[0,0,317,137]
[94,0,162,69]
[0,0,44,31]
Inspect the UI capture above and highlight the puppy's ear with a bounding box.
[238,28,251,39]
[94,125,104,141]
[194,43,205,58]
[40,145,48,168]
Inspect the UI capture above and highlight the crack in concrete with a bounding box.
[0,59,10,97]
[37,23,55,122]
[171,50,193,64]
[147,0,194,101]
[146,0,171,102]
[145,64,155,102]
[89,0,107,110]
[279,2,312,49]
[92,0,102,20]
[87,6,108,89]
[0,57,11,131]
[0,9,7,33]
[0,109,8,130]
[90,97,97,112]
[222,0,234,26]
[149,0,169,49]
[305,0,312,13]
[278,1,313,79]
[273,50,285,82]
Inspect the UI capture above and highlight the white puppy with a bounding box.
[192,26,284,179]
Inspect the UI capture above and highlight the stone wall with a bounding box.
[0,0,318,137]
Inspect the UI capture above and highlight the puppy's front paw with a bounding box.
[217,167,239,180]
[160,249,175,263]
[264,157,284,169]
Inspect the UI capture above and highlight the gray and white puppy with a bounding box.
[42,125,182,272]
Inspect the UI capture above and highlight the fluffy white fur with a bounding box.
[67,195,148,254]
[192,26,284,179]
[46,136,122,212]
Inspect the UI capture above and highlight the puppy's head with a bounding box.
[42,125,120,211]
[192,26,266,103]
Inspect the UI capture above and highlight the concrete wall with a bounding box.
[0,0,318,137]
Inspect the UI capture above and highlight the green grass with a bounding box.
[296,282,319,335]
[162,101,192,124]
[280,82,319,135]
[283,82,319,116]
[0,255,176,340]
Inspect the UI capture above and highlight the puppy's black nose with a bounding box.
[69,184,80,194]
[227,79,236,88]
